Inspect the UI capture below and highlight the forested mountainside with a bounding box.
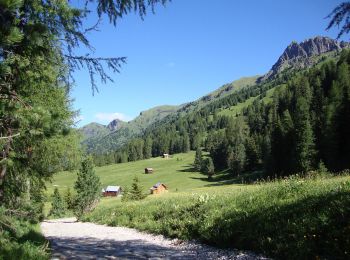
[80,122,112,142]
[85,37,350,178]
[81,105,179,154]
[80,76,260,153]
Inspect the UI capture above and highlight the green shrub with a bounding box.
[84,174,350,259]
[49,188,66,217]
[0,207,49,260]
[122,176,146,201]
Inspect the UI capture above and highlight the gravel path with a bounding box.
[41,218,268,260]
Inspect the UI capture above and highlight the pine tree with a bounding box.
[227,144,246,176]
[293,78,316,173]
[245,135,260,170]
[123,176,145,201]
[74,157,101,219]
[333,61,350,170]
[202,158,215,180]
[182,132,190,153]
[143,136,153,159]
[65,188,74,210]
[194,148,203,171]
[50,188,66,217]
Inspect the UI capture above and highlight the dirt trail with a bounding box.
[41,218,267,259]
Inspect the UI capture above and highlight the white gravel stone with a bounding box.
[41,218,269,259]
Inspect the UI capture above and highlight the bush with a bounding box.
[122,176,146,201]
[84,173,350,259]
[0,207,49,259]
[49,188,66,217]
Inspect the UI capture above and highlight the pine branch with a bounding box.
[65,55,127,95]
[0,133,20,140]
[326,2,350,39]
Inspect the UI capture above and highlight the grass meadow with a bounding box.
[48,152,350,259]
[84,173,350,259]
[47,151,244,196]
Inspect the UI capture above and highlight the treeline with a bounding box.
[91,64,288,166]
[208,49,350,176]
[93,50,350,178]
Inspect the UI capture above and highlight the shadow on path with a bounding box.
[48,236,196,259]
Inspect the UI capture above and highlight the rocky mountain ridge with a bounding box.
[260,36,349,81]
[107,119,125,131]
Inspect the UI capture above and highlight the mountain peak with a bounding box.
[107,118,125,131]
[260,36,349,81]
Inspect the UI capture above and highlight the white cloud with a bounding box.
[94,112,131,123]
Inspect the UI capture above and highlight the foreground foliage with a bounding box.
[84,173,350,259]
[0,208,48,260]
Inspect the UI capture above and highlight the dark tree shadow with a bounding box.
[176,164,198,173]
[48,236,198,259]
[185,168,264,187]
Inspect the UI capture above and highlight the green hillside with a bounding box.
[79,122,110,142]
[218,85,279,117]
[177,75,260,115]
[81,76,259,155]
[83,105,179,154]
[48,151,237,196]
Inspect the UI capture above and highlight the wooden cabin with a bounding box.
[145,167,154,174]
[163,153,169,159]
[150,182,168,195]
[102,186,121,197]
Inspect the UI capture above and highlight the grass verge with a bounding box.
[83,173,350,259]
[0,208,49,260]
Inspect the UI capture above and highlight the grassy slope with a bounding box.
[48,152,226,195]
[84,174,350,259]
[218,85,278,117]
[177,76,260,116]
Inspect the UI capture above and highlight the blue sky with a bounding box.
[72,0,346,127]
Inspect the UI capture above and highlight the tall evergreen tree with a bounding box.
[143,136,153,159]
[227,144,246,176]
[182,132,191,153]
[74,157,101,219]
[202,158,215,180]
[0,0,169,208]
[194,148,203,171]
[293,77,316,173]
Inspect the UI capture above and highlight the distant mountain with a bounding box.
[177,76,260,115]
[81,36,350,156]
[82,105,179,154]
[79,122,110,142]
[107,119,126,132]
[260,36,349,81]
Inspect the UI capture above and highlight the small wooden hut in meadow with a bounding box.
[150,182,168,195]
[145,167,154,174]
[102,186,121,197]
[163,153,169,159]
